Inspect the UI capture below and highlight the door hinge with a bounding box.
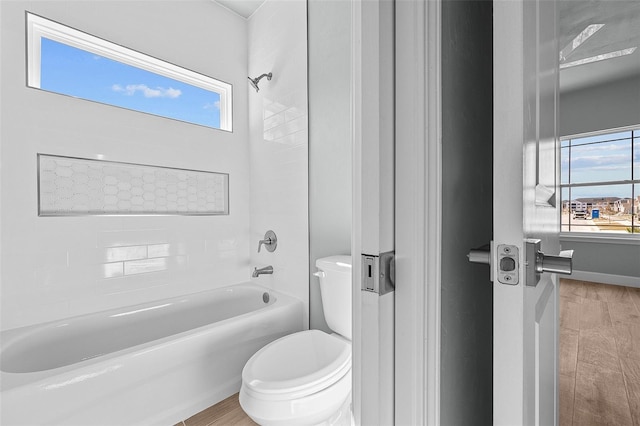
[361,251,395,295]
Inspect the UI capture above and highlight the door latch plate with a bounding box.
[497,244,519,285]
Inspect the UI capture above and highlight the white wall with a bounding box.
[247,0,309,326]
[0,0,251,331]
[559,73,640,285]
[560,74,640,137]
[308,0,352,332]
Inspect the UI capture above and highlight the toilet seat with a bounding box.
[242,329,351,400]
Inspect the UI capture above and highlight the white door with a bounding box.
[494,0,569,424]
[394,0,569,423]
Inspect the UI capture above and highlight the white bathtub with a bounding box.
[0,283,304,425]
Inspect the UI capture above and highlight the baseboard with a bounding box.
[569,270,640,288]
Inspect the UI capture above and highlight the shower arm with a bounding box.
[255,73,272,82]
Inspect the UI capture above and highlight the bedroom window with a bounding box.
[26,12,232,131]
[560,127,639,234]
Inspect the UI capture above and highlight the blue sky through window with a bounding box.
[561,129,640,199]
[40,38,221,129]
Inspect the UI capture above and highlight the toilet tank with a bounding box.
[315,255,352,340]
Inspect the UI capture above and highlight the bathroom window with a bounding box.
[26,13,232,131]
[560,127,640,235]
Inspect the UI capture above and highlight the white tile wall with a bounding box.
[0,0,251,331]
[248,0,310,327]
[38,155,228,216]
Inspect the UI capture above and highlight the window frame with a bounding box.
[559,124,640,239]
[26,12,233,132]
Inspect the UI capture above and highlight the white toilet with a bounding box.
[239,255,352,426]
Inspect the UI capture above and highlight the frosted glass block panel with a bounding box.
[38,154,228,216]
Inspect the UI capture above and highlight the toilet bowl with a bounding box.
[239,256,352,426]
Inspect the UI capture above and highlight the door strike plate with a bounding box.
[497,244,519,285]
[361,252,395,295]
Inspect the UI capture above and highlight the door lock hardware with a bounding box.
[361,251,395,295]
[497,244,519,285]
[467,241,494,282]
[525,239,573,287]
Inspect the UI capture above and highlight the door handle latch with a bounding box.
[467,241,495,283]
[525,239,573,287]
[467,242,518,285]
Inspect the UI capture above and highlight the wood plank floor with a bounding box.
[174,393,257,426]
[174,279,640,426]
[560,278,640,426]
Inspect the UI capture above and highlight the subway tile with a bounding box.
[34,265,71,288]
[69,283,173,316]
[272,133,297,146]
[98,229,169,248]
[2,300,70,330]
[124,257,168,275]
[67,247,101,266]
[263,111,285,131]
[102,262,124,279]
[262,99,287,119]
[105,245,148,263]
[284,106,306,122]
[148,243,171,258]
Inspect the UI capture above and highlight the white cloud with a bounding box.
[203,100,221,110]
[112,84,181,99]
[571,154,629,171]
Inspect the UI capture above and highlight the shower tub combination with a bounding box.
[0,283,303,425]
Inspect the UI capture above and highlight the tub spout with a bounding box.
[252,265,273,278]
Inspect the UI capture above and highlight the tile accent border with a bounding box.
[38,154,229,216]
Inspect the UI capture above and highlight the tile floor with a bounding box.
[560,278,640,426]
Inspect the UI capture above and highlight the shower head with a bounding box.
[248,72,272,92]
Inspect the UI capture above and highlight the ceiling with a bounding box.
[559,0,640,93]
[210,0,639,92]
[214,0,265,19]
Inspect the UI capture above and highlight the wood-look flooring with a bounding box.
[560,278,640,426]
[175,393,257,426]
[175,279,640,426]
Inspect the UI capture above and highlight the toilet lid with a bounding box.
[242,330,351,399]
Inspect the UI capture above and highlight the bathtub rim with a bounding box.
[0,282,303,392]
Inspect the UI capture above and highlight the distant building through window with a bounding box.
[560,127,640,234]
[27,13,232,131]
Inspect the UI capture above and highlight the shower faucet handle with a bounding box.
[257,230,278,253]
